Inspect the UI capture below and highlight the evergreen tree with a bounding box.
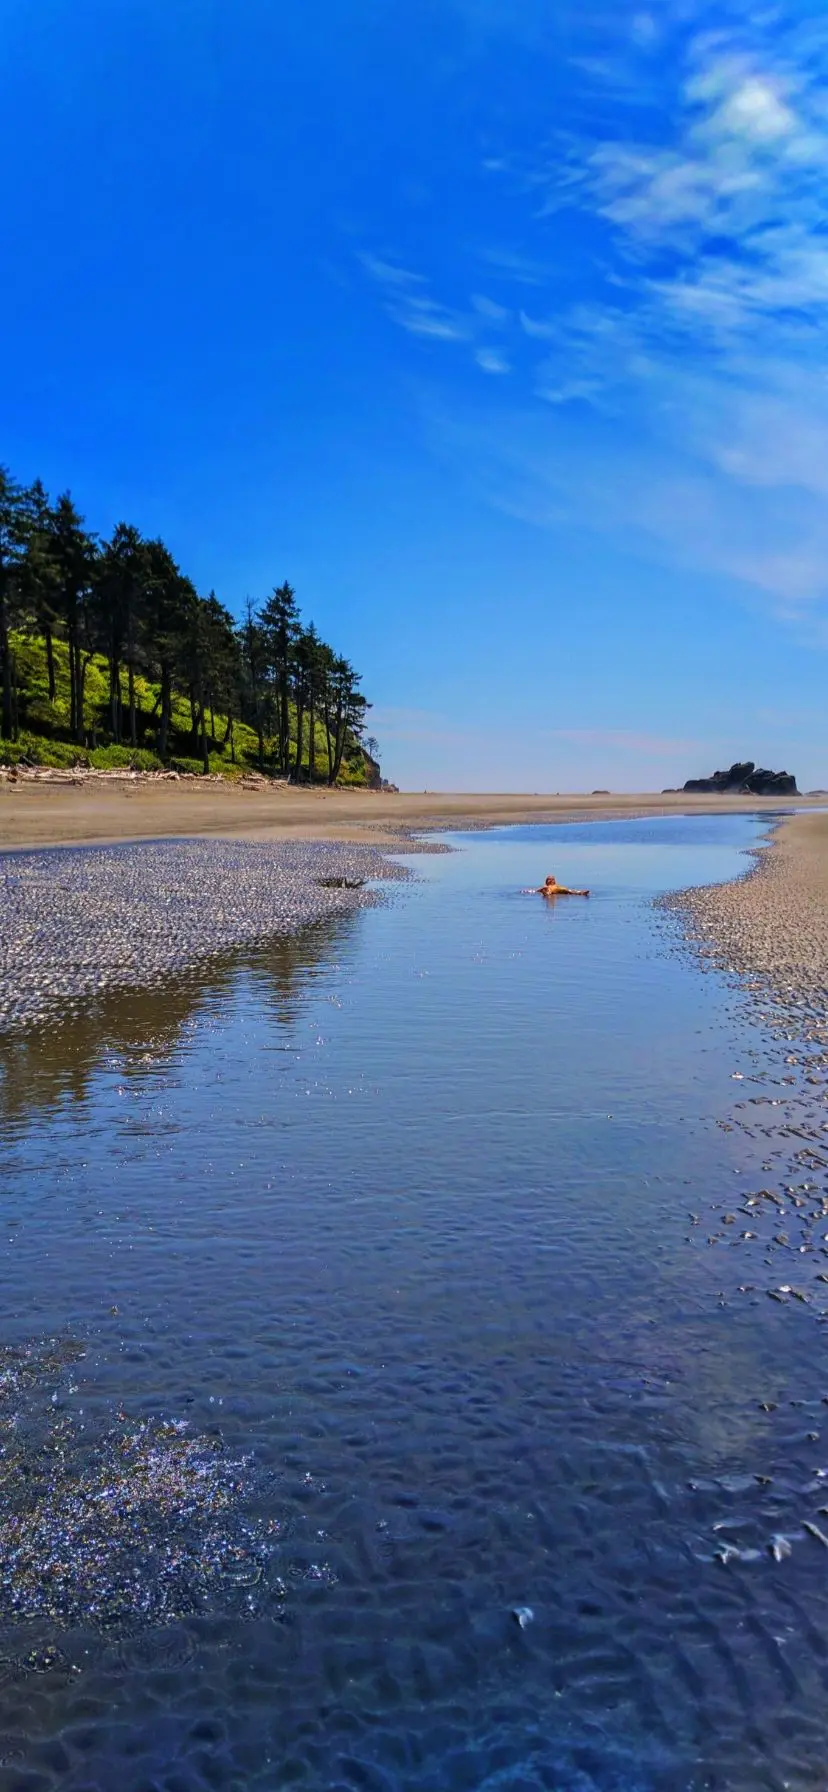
[97,524,149,746]
[302,623,325,783]
[142,540,194,762]
[17,480,61,704]
[260,582,298,776]
[238,600,269,770]
[0,468,31,739]
[0,460,378,782]
[329,656,368,784]
[47,495,99,742]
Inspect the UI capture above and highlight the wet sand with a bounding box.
[0,781,823,850]
[0,838,412,1033]
[663,810,828,1334]
[671,811,828,1006]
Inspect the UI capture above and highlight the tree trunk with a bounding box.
[308,694,316,783]
[69,640,77,739]
[0,599,12,740]
[279,675,289,775]
[229,719,236,765]
[257,721,264,770]
[294,701,304,780]
[220,711,233,750]
[110,658,122,742]
[78,654,93,742]
[158,666,172,761]
[9,648,19,741]
[333,701,348,783]
[69,634,81,740]
[68,631,77,738]
[128,658,137,748]
[44,626,56,704]
[196,671,210,773]
[323,697,335,785]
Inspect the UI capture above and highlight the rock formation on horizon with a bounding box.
[682,760,798,796]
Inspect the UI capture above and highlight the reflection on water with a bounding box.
[0,913,359,1129]
[1,815,828,1790]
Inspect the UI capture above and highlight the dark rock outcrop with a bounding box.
[683,761,798,796]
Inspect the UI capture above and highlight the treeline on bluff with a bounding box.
[0,465,376,782]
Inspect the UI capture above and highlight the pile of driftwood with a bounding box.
[0,765,282,789]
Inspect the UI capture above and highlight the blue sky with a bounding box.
[3,0,828,791]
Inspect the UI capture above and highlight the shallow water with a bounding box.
[2,814,828,1790]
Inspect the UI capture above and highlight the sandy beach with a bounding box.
[0,779,824,851]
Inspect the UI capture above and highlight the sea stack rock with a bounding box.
[683,761,798,796]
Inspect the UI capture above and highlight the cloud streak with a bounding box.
[475,348,510,374]
[362,4,828,621]
[517,11,828,609]
[360,253,514,373]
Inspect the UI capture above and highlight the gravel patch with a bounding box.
[661,814,828,1018]
[659,813,828,1340]
[0,838,418,1033]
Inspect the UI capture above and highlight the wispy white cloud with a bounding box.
[395,298,470,342]
[478,245,549,285]
[360,254,516,369]
[475,347,510,374]
[358,253,424,289]
[521,17,828,608]
[361,6,828,621]
[360,256,470,341]
[472,293,510,321]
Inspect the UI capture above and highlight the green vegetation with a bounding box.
[0,465,378,783]
[3,634,372,783]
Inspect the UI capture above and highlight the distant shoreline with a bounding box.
[0,783,824,854]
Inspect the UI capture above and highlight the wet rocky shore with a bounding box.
[663,812,828,1015]
[662,813,828,1332]
[0,838,417,1033]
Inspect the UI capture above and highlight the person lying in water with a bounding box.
[529,874,590,897]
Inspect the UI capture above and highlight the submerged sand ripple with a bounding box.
[0,838,411,1032]
[0,1342,278,1634]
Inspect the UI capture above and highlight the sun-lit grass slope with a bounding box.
[3,635,372,784]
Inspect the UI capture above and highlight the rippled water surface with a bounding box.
[2,815,828,1791]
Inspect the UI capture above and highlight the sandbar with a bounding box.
[0,782,824,852]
